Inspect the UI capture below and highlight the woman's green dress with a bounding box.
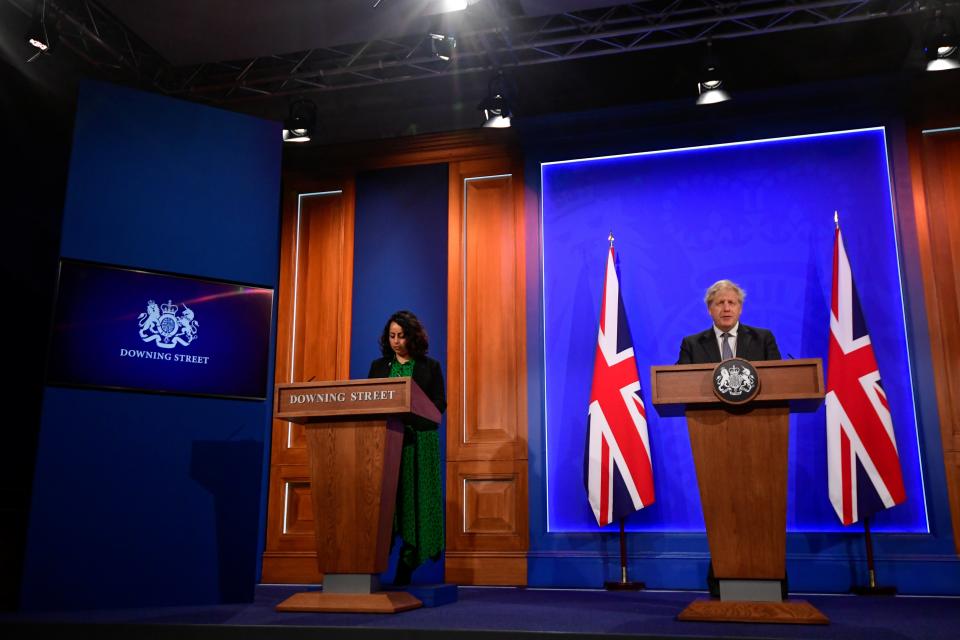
[389,359,443,576]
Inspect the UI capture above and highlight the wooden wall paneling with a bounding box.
[284,129,518,173]
[447,460,529,547]
[909,126,960,553]
[446,157,529,585]
[449,158,528,461]
[265,131,526,586]
[949,451,960,556]
[281,478,315,535]
[262,178,355,582]
[445,459,528,585]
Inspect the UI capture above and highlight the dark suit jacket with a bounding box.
[676,323,781,364]
[368,355,446,428]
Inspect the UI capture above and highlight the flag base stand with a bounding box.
[850,518,897,596]
[851,569,896,596]
[851,586,897,596]
[604,579,646,591]
[605,518,645,591]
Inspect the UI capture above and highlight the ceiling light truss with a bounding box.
[163,0,938,102]
[14,0,954,104]
[7,0,167,82]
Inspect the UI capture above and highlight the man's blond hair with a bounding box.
[704,280,746,306]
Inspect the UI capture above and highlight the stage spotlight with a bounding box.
[481,95,511,128]
[696,41,731,105]
[479,71,513,128]
[923,9,960,71]
[379,0,470,11]
[282,98,317,143]
[425,0,469,14]
[430,33,457,61]
[26,0,57,59]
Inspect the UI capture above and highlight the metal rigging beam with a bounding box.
[8,0,948,104]
[164,0,934,103]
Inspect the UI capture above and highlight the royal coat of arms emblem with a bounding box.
[713,358,760,404]
[137,299,199,349]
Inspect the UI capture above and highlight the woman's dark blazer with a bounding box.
[368,355,447,427]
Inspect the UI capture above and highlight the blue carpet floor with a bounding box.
[3,585,959,639]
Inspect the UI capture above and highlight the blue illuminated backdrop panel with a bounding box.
[47,259,274,400]
[541,128,926,534]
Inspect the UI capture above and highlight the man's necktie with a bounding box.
[721,332,733,360]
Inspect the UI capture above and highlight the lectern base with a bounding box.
[677,598,829,625]
[276,591,422,613]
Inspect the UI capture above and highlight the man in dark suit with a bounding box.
[677,279,785,599]
[677,279,780,365]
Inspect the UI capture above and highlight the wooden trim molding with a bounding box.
[284,129,519,173]
[444,550,528,586]
[261,551,323,584]
[908,124,960,553]
[447,157,529,463]
[261,176,355,583]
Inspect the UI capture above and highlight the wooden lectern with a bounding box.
[650,359,829,625]
[272,377,441,613]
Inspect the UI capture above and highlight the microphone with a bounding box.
[306,375,316,382]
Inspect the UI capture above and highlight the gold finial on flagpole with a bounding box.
[834,210,839,228]
[609,231,615,248]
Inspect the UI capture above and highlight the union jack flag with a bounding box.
[826,225,906,525]
[584,247,655,526]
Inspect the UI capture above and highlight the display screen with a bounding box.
[47,259,274,399]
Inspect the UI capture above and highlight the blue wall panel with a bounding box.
[523,114,958,594]
[349,163,449,584]
[59,82,280,285]
[541,128,924,535]
[22,80,281,610]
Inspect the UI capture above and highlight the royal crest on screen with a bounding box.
[137,299,199,349]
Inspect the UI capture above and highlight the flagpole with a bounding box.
[593,230,650,592]
[829,210,905,596]
[851,517,896,596]
[603,230,643,591]
[603,517,645,591]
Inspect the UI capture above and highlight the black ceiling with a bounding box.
[2,0,958,144]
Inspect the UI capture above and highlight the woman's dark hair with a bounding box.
[379,310,429,359]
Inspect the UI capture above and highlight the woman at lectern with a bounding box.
[368,310,446,585]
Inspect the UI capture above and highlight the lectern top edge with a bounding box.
[650,357,821,372]
[649,358,824,408]
[274,376,442,424]
[277,377,411,390]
